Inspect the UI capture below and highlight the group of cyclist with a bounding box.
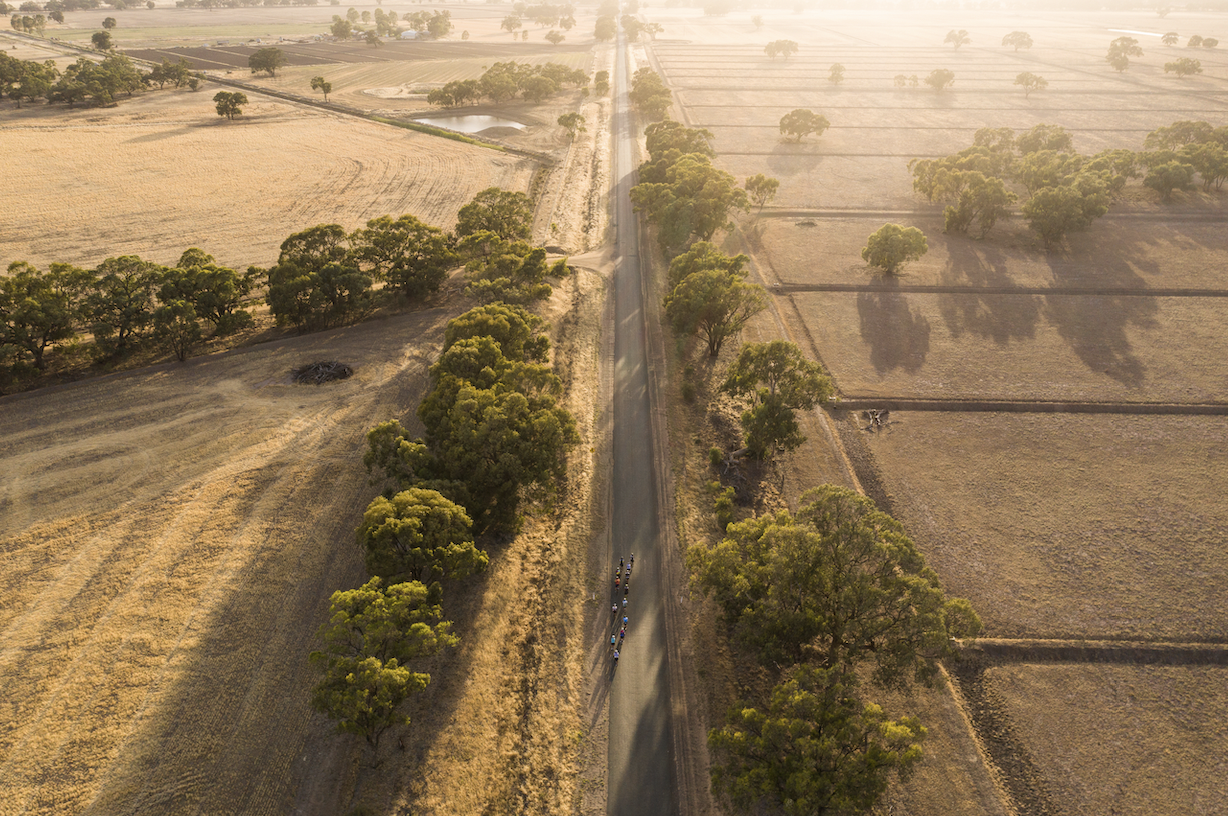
[609,553,635,666]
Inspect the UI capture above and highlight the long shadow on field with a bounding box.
[939,242,1041,344]
[765,139,825,178]
[1042,230,1160,389]
[857,277,931,374]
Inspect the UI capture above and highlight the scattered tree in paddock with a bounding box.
[1162,31,1179,46]
[310,75,331,101]
[1002,30,1032,51]
[101,14,114,28]
[861,224,927,274]
[545,29,564,44]
[944,29,970,49]
[828,63,844,84]
[764,39,798,60]
[557,111,586,139]
[1187,34,1202,47]
[893,74,907,87]
[924,68,954,91]
[1202,38,1218,48]
[248,46,287,78]
[1164,57,1202,76]
[744,174,779,211]
[311,656,424,750]
[751,14,762,28]
[778,108,829,142]
[500,13,521,37]
[1106,36,1142,72]
[91,29,111,49]
[1014,71,1047,98]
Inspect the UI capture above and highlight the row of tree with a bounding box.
[0,186,560,385]
[311,297,580,748]
[0,249,258,380]
[426,60,588,107]
[909,120,1227,247]
[631,119,751,253]
[0,51,177,107]
[693,485,983,816]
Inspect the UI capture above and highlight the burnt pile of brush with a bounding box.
[293,361,354,385]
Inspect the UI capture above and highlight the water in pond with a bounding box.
[414,115,526,133]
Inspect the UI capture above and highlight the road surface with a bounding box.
[606,31,679,816]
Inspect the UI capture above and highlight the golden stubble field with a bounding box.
[0,263,606,815]
[648,8,1228,815]
[0,85,534,272]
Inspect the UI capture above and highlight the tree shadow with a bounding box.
[1041,231,1160,389]
[856,277,931,374]
[938,241,1041,345]
[765,138,825,177]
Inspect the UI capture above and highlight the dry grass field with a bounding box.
[650,8,1228,815]
[0,86,533,272]
[39,2,601,48]
[863,411,1228,642]
[986,663,1228,816]
[0,264,605,815]
[0,305,446,815]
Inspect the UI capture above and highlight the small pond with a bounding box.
[414,114,527,133]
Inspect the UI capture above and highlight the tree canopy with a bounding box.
[861,224,928,274]
[664,267,766,357]
[710,665,926,816]
[721,340,833,458]
[779,109,830,142]
[1002,30,1032,50]
[455,187,533,241]
[213,90,246,119]
[356,488,486,584]
[691,484,981,680]
[944,29,970,49]
[248,46,288,78]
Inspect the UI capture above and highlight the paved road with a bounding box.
[607,31,679,816]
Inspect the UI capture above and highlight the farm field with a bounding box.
[39,2,600,48]
[0,85,533,272]
[985,663,1228,816]
[648,7,1228,815]
[0,265,605,815]
[863,411,1228,642]
[0,305,445,815]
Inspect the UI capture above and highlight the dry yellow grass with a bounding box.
[248,51,595,113]
[0,264,605,815]
[0,86,534,272]
[986,663,1228,816]
[0,306,449,815]
[863,411,1228,642]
